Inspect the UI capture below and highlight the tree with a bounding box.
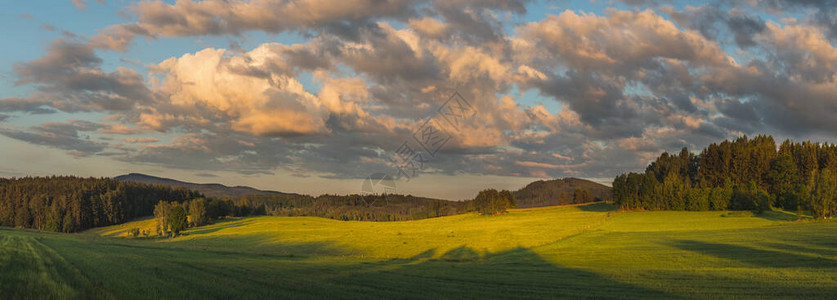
[153,201,171,236]
[708,180,733,211]
[731,180,772,213]
[573,188,591,204]
[810,169,837,219]
[767,154,803,209]
[685,188,710,211]
[499,190,516,208]
[169,204,188,237]
[188,198,208,227]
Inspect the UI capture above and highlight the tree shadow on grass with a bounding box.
[184,218,255,235]
[761,242,837,257]
[669,240,837,269]
[577,202,618,212]
[436,246,480,262]
[410,248,436,260]
[755,209,807,221]
[328,246,678,299]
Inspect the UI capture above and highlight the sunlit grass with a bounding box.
[2,203,836,299]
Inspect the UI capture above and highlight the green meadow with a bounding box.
[2,203,836,299]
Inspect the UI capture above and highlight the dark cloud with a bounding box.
[431,0,530,44]
[89,0,422,51]
[759,0,837,40]
[13,39,153,112]
[664,4,766,48]
[727,12,766,47]
[0,120,107,156]
[0,97,56,114]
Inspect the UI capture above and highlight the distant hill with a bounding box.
[513,178,611,208]
[115,173,294,198]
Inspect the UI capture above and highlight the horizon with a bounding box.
[3,0,837,199]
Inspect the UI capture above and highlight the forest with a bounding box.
[0,176,201,232]
[612,135,837,218]
[0,175,525,233]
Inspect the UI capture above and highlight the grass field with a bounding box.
[1,204,836,299]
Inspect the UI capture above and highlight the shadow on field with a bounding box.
[168,233,354,257]
[761,242,837,257]
[754,210,805,221]
[437,246,480,262]
[328,246,677,299]
[669,240,837,269]
[186,218,255,235]
[577,202,618,212]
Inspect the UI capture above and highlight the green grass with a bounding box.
[2,203,836,299]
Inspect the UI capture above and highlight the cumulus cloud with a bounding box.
[5,1,837,183]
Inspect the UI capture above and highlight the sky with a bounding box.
[1,0,837,200]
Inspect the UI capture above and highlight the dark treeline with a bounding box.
[613,135,837,218]
[199,190,519,221]
[202,193,470,221]
[0,176,201,232]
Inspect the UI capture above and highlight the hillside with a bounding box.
[115,173,294,198]
[513,178,611,208]
[3,204,834,298]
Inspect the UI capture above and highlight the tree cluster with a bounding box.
[0,176,201,232]
[469,189,516,215]
[613,135,837,218]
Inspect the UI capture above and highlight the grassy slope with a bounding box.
[2,204,836,299]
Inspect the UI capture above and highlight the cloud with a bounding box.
[7,2,837,183]
[515,9,734,140]
[72,0,87,9]
[148,46,332,136]
[662,4,766,48]
[12,39,153,112]
[756,0,837,40]
[122,137,159,143]
[89,0,421,51]
[71,0,103,10]
[0,120,107,156]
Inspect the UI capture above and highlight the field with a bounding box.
[1,204,836,299]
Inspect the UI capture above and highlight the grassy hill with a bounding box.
[513,177,611,207]
[2,204,836,299]
[114,173,295,198]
